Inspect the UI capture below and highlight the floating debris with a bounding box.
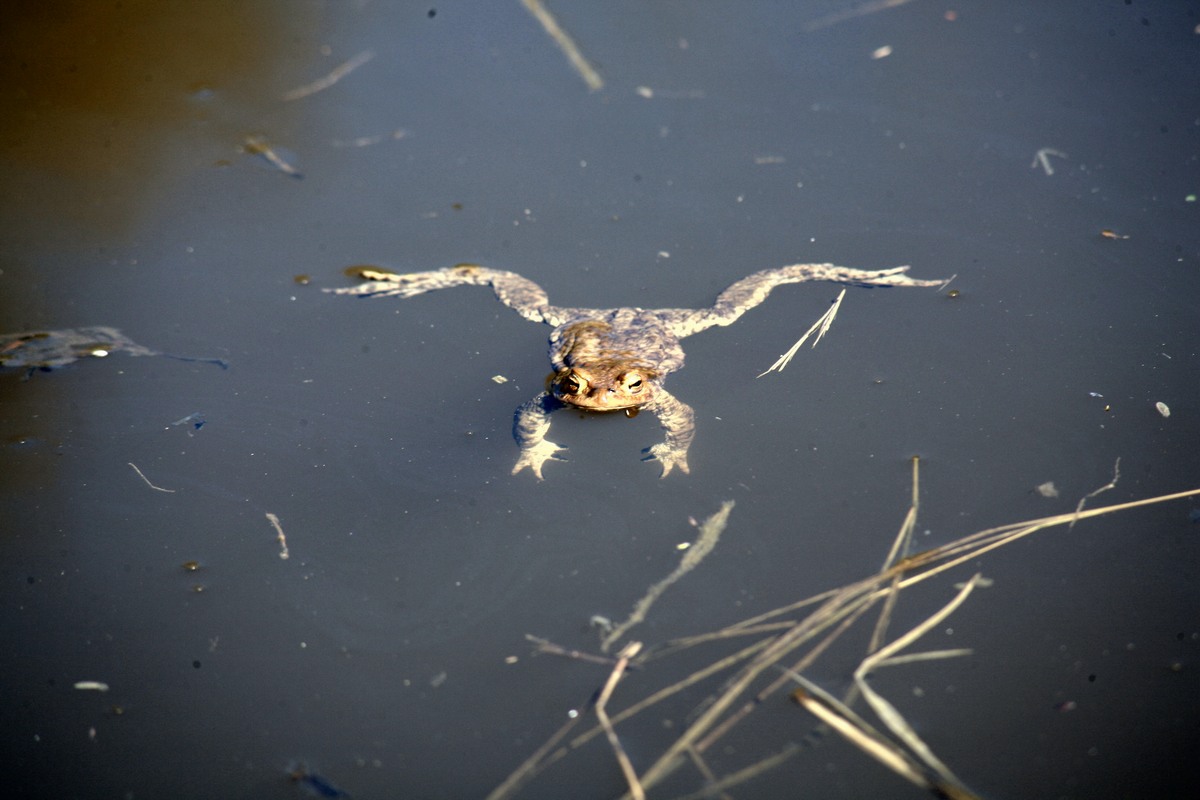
[1100,229,1130,240]
[282,50,374,101]
[1035,482,1059,499]
[1031,147,1068,176]
[635,86,706,99]
[129,462,177,493]
[242,135,303,179]
[266,513,290,560]
[803,0,916,32]
[1,326,226,376]
[521,0,603,91]
[1156,401,1170,418]
[491,375,510,384]
[171,412,206,431]
[332,129,408,148]
[758,290,846,377]
[74,681,110,692]
[287,762,351,798]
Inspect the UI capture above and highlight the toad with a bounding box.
[327,263,943,478]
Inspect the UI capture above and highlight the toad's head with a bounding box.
[549,363,658,413]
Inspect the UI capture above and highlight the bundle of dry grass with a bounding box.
[489,459,1199,799]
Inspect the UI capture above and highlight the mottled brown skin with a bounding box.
[326,263,943,479]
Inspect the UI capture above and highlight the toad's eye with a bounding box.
[622,373,644,393]
[565,372,588,394]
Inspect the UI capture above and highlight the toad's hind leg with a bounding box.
[324,264,560,324]
[670,263,945,337]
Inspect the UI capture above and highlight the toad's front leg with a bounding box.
[512,392,568,480]
[641,390,696,478]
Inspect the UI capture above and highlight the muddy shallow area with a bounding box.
[2,2,1197,798]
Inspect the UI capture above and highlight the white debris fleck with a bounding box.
[491,375,509,384]
[74,681,109,692]
[1036,482,1059,498]
[1155,401,1170,418]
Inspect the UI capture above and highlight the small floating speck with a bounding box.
[1036,482,1059,498]
[74,681,109,692]
[491,375,509,384]
[1156,401,1170,418]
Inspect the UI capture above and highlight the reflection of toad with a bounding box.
[327,263,943,479]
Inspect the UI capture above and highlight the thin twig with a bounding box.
[521,0,604,91]
[527,635,628,667]
[757,288,846,377]
[265,513,290,559]
[854,577,980,792]
[485,705,587,800]
[569,638,773,751]
[282,50,374,101]
[596,642,644,800]
[1069,457,1121,530]
[242,136,302,178]
[803,0,916,32]
[128,462,175,493]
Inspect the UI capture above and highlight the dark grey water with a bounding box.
[2,2,1198,798]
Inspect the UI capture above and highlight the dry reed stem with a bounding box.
[520,0,604,91]
[853,577,981,793]
[1069,457,1120,529]
[666,743,803,800]
[789,675,933,789]
[128,462,176,493]
[597,642,644,800]
[489,467,1200,798]
[484,708,585,800]
[282,50,374,101]
[757,288,846,377]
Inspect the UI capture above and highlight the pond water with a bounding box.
[1,2,1198,798]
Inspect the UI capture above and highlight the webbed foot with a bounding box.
[512,440,568,480]
[642,442,691,478]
